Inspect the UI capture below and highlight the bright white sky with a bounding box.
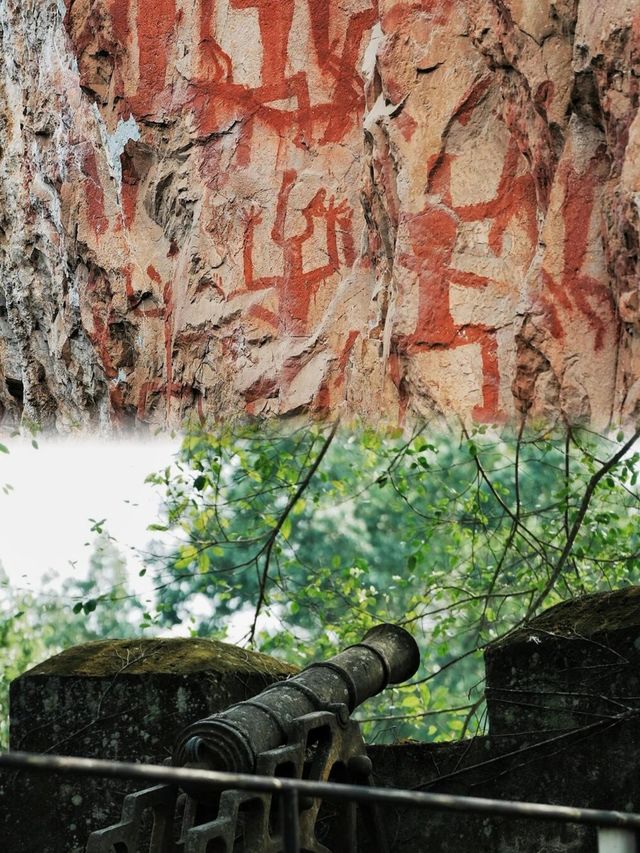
[0,435,181,599]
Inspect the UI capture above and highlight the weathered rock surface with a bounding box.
[0,1,638,430]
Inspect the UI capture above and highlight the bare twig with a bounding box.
[248,419,340,644]
[525,426,640,618]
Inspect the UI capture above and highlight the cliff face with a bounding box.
[0,0,638,430]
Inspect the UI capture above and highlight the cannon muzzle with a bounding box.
[173,623,419,774]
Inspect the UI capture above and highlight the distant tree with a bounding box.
[0,534,145,746]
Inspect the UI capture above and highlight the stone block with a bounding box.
[2,637,295,852]
[368,715,640,853]
[485,587,640,735]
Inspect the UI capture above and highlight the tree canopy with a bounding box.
[141,420,640,742]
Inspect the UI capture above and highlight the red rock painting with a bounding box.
[539,150,615,352]
[395,114,538,420]
[241,170,355,334]
[1,0,635,429]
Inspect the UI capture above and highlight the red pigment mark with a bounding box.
[427,152,453,206]
[241,170,354,335]
[387,351,409,422]
[456,76,492,127]
[162,279,175,408]
[388,351,402,388]
[540,150,614,350]
[188,1,373,154]
[109,0,130,45]
[456,138,538,255]
[500,88,557,211]
[69,0,376,152]
[88,308,118,381]
[336,200,356,268]
[199,0,232,81]
[120,146,140,229]
[196,393,205,424]
[82,149,109,237]
[243,375,278,404]
[339,330,360,372]
[121,264,184,419]
[397,110,418,142]
[147,264,162,284]
[281,355,305,387]
[320,6,378,144]
[400,206,459,345]
[133,0,176,110]
[195,274,225,298]
[334,329,360,389]
[312,380,331,415]
[230,0,295,87]
[85,273,132,420]
[382,0,449,33]
[248,303,279,328]
[539,272,566,342]
[136,380,163,419]
[397,126,540,420]
[534,80,554,113]
[65,2,117,85]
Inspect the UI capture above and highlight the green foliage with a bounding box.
[0,534,145,747]
[146,420,640,743]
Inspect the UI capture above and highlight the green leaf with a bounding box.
[0,444,9,454]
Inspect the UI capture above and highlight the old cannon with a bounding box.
[86,624,420,853]
[174,622,419,777]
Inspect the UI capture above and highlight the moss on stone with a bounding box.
[490,585,640,648]
[21,638,297,679]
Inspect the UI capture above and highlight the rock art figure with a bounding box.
[0,0,638,429]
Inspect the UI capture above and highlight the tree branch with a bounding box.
[248,419,340,644]
[525,426,640,618]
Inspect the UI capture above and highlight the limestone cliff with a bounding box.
[0,0,638,430]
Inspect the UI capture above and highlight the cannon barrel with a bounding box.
[173,623,419,774]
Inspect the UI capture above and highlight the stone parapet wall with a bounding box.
[369,587,640,851]
[2,637,295,852]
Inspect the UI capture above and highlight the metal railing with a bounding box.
[0,750,638,853]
